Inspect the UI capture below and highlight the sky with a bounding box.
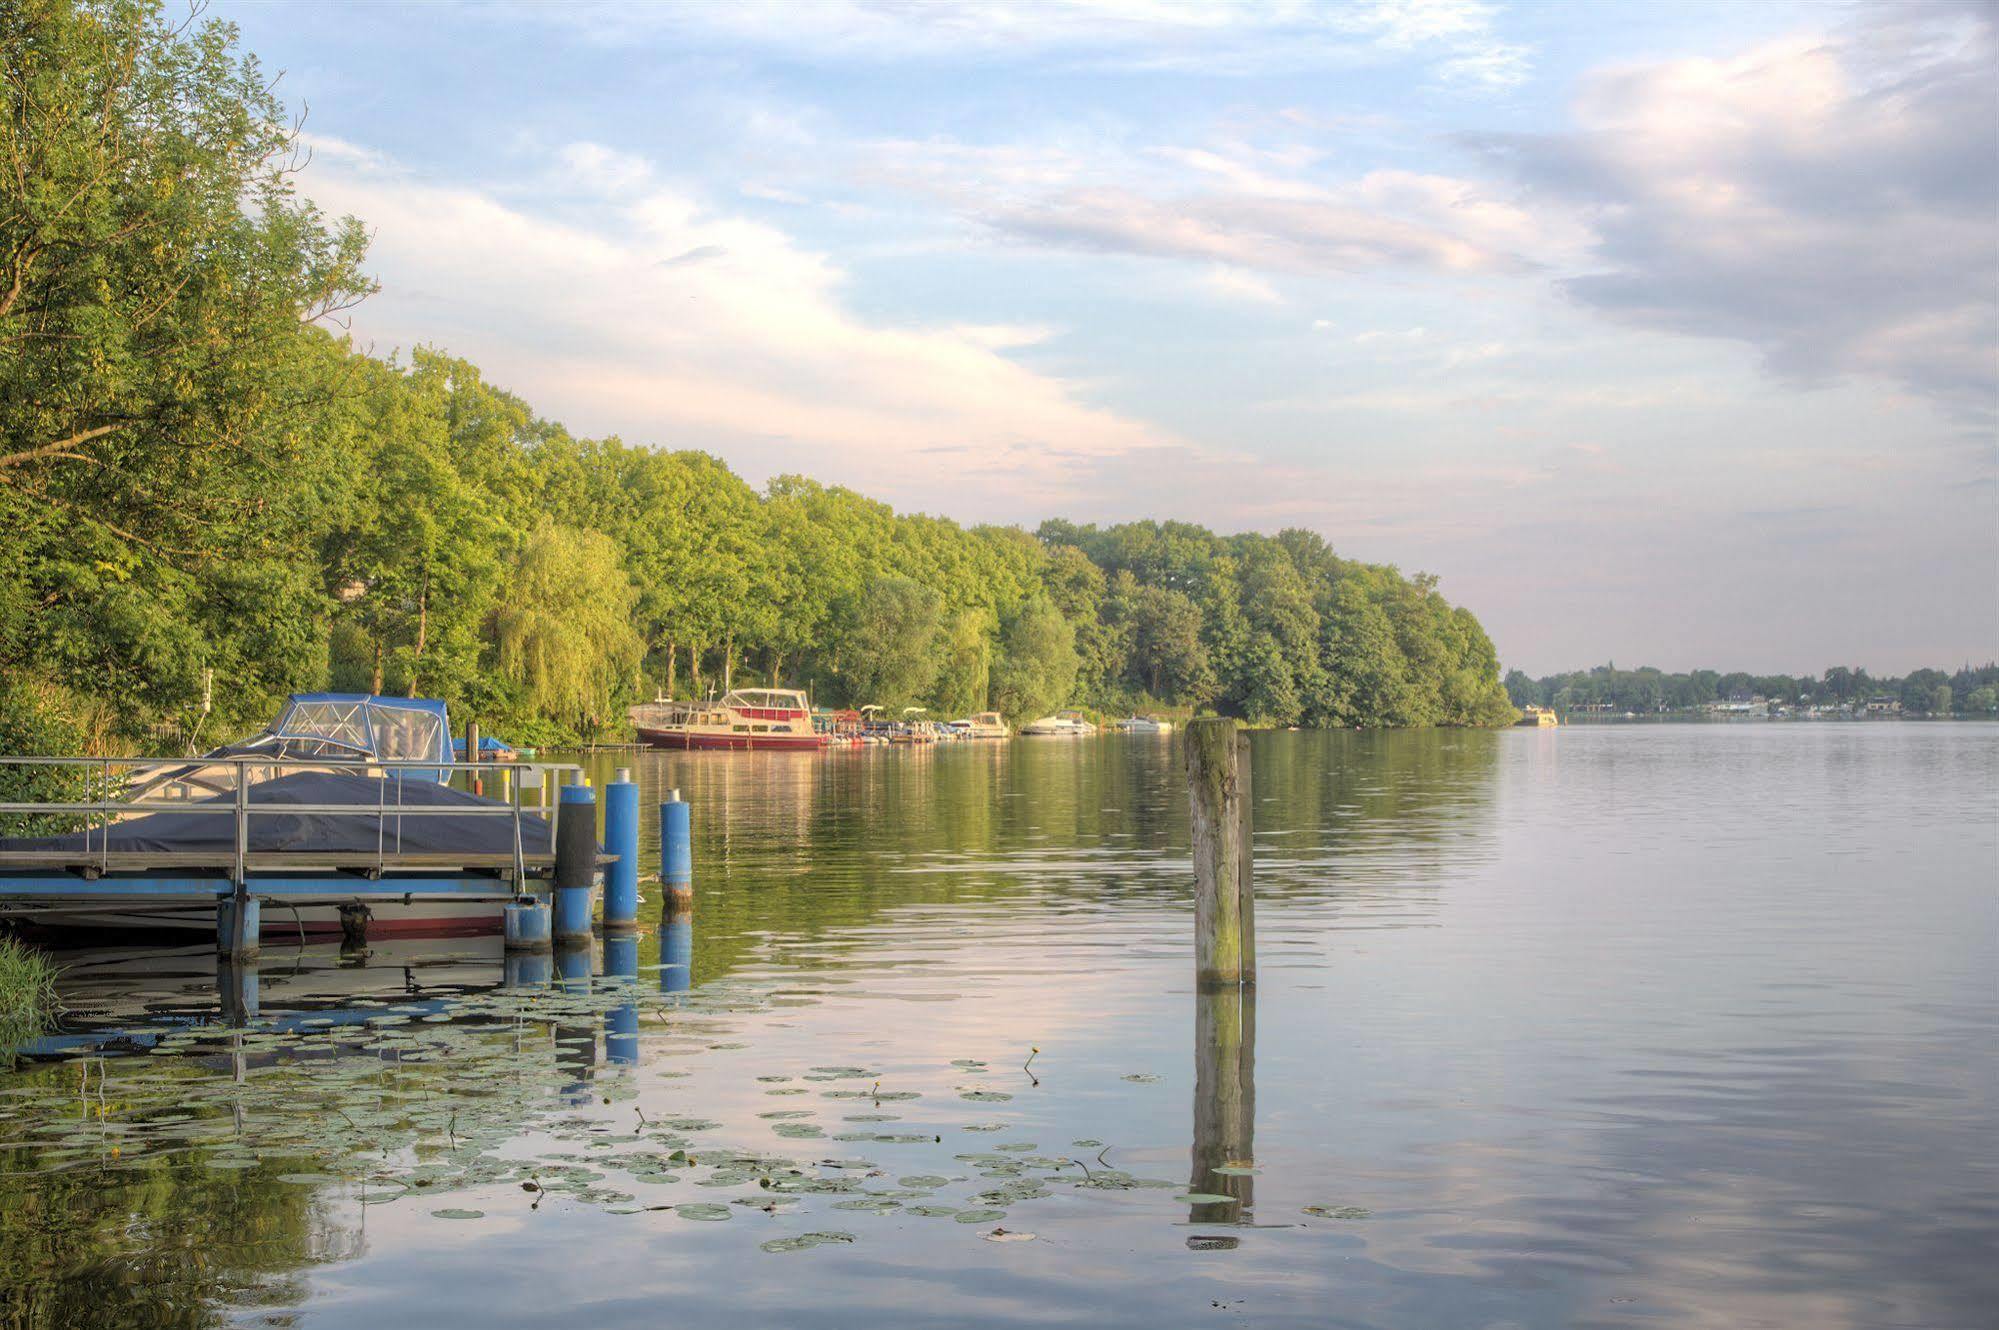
[210,0,1998,676]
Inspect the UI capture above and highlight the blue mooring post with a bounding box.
[554,779,596,947]
[661,906,692,995]
[659,790,692,908]
[503,897,552,952]
[603,768,640,931]
[216,898,260,960]
[504,949,553,989]
[604,932,639,1065]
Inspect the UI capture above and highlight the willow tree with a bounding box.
[494,524,643,735]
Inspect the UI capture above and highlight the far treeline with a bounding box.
[1507,664,1999,717]
[0,1,1517,757]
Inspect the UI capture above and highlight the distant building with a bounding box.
[1865,696,1901,715]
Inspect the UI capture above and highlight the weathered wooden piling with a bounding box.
[553,781,597,947]
[465,720,483,796]
[659,790,693,907]
[602,768,640,931]
[1186,717,1254,986]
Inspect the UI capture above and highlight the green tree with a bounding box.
[832,575,943,707]
[990,597,1078,722]
[494,524,643,735]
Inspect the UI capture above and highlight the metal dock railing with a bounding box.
[0,755,585,901]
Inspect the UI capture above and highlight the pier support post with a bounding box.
[218,958,261,1026]
[604,933,640,1065]
[503,898,552,952]
[659,790,692,909]
[554,781,597,947]
[603,768,640,931]
[1187,718,1254,987]
[216,897,260,961]
[661,900,693,995]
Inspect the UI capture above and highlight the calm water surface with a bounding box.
[4,726,1994,1329]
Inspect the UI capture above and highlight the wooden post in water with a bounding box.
[1186,717,1253,986]
[465,720,482,796]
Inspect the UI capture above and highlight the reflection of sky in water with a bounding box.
[6,726,1994,1329]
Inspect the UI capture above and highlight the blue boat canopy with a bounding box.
[273,694,452,769]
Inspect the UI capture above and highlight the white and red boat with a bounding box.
[631,689,829,751]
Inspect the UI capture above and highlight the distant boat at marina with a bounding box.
[1021,710,1097,737]
[956,711,1010,739]
[1516,705,1559,728]
[1116,715,1173,734]
[631,689,828,751]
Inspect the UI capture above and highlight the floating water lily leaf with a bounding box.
[759,1230,855,1254]
[429,1208,484,1220]
[675,1203,731,1221]
[958,1091,1011,1103]
[1071,1139,1102,1148]
[1121,1074,1160,1084]
[898,1175,949,1189]
[984,1228,1036,1243]
[1302,1205,1370,1219]
[954,1208,1006,1224]
[906,1205,959,1218]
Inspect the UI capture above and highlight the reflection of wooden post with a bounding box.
[1187,718,1253,985]
[1190,984,1256,1231]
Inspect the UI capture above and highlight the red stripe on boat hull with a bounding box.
[637,728,828,752]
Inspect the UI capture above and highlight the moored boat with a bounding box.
[956,711,1011,739]
[1516,705,1559,728]
[1021,710,1097,737]
[631,688,829,751]
[1116,715,1173,734]
[0,694,554,941]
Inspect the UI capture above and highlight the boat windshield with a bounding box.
[275,696,450,766]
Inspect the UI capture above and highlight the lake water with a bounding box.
[4,725,1994,1329]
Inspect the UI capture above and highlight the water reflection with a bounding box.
[0,727,1989,1330]
[1189,984,1256,1240]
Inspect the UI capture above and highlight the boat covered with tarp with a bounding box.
[0,695,571,939]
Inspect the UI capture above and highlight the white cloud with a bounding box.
[302,141,1178,506]
[1474,4,1999,418]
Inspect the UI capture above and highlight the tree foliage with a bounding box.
[0,2,1522,753]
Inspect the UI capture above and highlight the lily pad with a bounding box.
[759,1230,855,1254]
[675,1203,732,1221]
[954,1208,1007,1224]
[429,1208,484,1220]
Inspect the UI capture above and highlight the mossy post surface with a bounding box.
[1235,731,1256,986]
[1187,717,1245,986]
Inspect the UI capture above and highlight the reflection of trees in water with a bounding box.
[0,1074,355,1328]
[1189,984,1256,1242]
[567,734,1501,982]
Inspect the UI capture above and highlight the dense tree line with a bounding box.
[0,2,1516,756]
[1505,663,1999,717]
